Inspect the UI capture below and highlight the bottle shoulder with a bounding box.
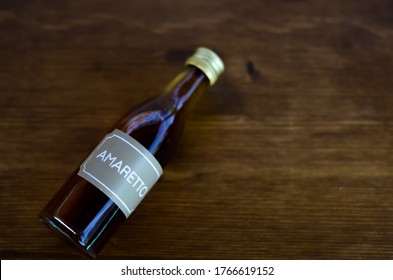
[116,96,173,130]
[113,96,183,163]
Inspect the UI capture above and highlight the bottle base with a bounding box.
[39,213,97,258]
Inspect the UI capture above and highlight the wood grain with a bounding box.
[0,0,392,259]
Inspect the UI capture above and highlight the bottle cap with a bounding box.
[185,47,225,86]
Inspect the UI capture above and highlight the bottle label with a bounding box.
[77,129,163,218]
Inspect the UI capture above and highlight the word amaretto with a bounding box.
[96,150,148,197]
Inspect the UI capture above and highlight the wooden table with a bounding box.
[1,0,392,259]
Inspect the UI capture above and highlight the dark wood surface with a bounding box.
[1,0,393,259]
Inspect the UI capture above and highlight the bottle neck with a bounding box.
[163,65,210,114]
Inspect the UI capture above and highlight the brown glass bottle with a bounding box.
[39,48,224,258]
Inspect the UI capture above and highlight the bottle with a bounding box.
[39,47,224,258]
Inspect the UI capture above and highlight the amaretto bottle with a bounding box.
[39,47,225,257]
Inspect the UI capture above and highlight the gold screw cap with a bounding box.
[185,47,225,86]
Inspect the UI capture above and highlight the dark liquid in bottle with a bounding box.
[40,66,208,257]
